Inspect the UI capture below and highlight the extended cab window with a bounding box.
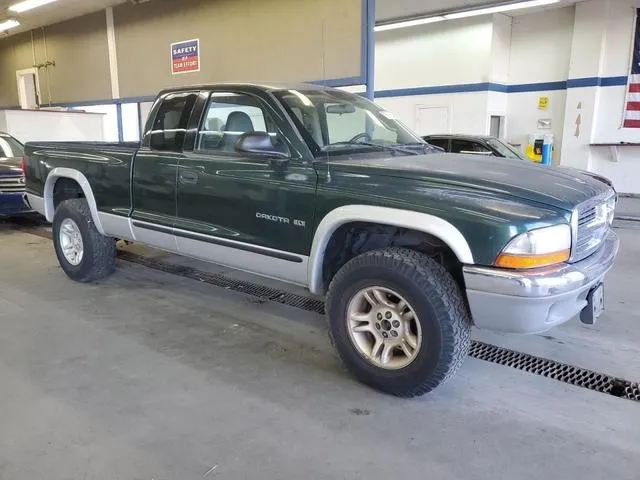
[196,92,280,152]
[149,92,198,152]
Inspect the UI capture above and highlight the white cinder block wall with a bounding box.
[374,16,494,136]
[374,0,640,194]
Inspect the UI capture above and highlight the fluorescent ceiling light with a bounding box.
[0,19,20,32]
[374,16,445,32]
[9,0,57,13]
[444,0,561,19]
[374,0,561,32]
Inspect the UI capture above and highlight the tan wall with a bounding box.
[0,32,38,107]
[39,12,112,105]
[0,0,362,105]
[114,0,362,98]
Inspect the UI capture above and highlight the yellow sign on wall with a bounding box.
[538,96,549,110]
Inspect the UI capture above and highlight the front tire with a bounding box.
[52,198,116,283]
[326,247,471,397]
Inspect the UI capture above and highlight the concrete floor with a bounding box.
[0,221,639,479]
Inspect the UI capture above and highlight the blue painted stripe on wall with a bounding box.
[600,76,628,87]
[376,82,499,98]
[46,76,631,109]
[507,81,567,92]
[566,77,599,88]
[374,76,629,98]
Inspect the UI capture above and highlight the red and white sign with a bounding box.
[171,38,200,75]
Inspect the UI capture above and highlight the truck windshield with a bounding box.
[486,138,527,161]
[272,89,429,157]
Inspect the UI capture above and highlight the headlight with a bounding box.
[495,224,571,269]
[604,195,616,225]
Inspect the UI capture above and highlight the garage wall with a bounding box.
[560,0,640,194]
[376,92,490,136]
[0,32,35,107]
[505,6,575,162]
[0,12,112,107]
[113,0,363,98]
[375,17,493,90]
[0,0,364,106]
[374,16,495,134]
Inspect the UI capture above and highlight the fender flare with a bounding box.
[307,205,474,295]
[43,167,105,235]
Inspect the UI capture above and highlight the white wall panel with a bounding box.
[508,6,575,84]
[375,17,493,90]
[1,110,104,143]
[375,92,490,135]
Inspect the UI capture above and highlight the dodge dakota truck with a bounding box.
[23,83,619,397]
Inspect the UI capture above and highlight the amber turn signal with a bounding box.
[495,249,570,269]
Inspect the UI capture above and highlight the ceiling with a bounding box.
[0,0,127,38]
[376,0,581,22]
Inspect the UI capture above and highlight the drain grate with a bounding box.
[17,224,640,402]
[469,341,640,401]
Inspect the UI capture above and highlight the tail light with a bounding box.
[21,156,26,176]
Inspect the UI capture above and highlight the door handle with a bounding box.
[179,170,198,185]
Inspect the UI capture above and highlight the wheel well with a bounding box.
[321,222,465,293]
[53,177,85,210]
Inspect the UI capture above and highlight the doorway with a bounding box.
[489,115,505,138]
[16,68,40,109]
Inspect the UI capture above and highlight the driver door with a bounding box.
[175,90,317,285]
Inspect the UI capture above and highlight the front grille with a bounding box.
[571,192,615,262]
[0,175,25,194]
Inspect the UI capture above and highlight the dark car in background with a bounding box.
[422,134,527,161]
[0,132,33,217]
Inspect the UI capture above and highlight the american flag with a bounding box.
[624,8,640,128]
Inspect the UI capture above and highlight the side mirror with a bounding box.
[235,132,290,160]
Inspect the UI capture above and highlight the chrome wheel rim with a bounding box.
[346,286,422,370]
[59,218,84,266]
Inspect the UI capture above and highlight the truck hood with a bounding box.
[327,153,612,211]
[0,157,22,176]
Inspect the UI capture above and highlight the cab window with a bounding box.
[149,92,198,152]
[196,92,281,153]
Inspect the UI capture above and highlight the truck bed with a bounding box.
[24,141,140,216]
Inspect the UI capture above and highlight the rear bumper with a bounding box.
[463,229,619,334]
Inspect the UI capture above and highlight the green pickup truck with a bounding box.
[23,83,619,397]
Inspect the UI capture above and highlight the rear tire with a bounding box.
[52,198,116,283]
[325,247,471,397]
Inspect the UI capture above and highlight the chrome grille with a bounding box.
[571,191,616,262]
[0,175,25,193]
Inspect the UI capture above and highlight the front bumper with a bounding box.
[463,229,619,334]
[0,192,33,216]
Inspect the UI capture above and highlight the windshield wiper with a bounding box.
[321,141,421,156]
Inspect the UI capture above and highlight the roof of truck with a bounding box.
[158,82,339,96]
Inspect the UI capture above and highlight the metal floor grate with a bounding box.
[469,341,640,401]
[17,224,640,402]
